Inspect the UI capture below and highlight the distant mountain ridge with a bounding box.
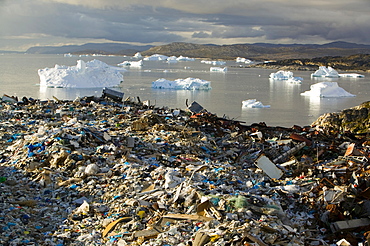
[26,43,153,55]
[23,41,370,60]
[141,41,370,60]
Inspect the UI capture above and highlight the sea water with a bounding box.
[0,53,369,127]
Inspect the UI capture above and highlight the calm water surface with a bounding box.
[0,53,369,127]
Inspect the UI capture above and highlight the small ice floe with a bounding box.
[176,55,195,61]
[287,77,302,84]
[201,60,226,66]
[133,52,142,59]
[166,56,178,63]
[300,82,355,97]
[210,67,228,72]
[236,57,254,64]
[38,59,125,88]
[269,70,293,80]
[269,70,303,84]
[152,77,212,90]
[64,53,76,57]
[117,60,143,67]
[311,66,339,78]
[143,54,169,61]
[242,99,270,108]
[339,73,365,78]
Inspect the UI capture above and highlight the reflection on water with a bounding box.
[39,87,105,100]
[303,95,354,118]
[140,88,211,109]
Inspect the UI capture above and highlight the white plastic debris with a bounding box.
[85,163,100,175]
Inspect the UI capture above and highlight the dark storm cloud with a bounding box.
[1,0,370,51]
[0,2,184,43]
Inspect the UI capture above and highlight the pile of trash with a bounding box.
[0,90,369,246]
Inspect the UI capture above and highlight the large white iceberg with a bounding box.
[38,60,126,88]
[152,78,212,90]
[242,99,270,108]
[311,66,339,78]
[300,82,355,97]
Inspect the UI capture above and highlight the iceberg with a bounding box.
[286,77,302,84]
[176,55,195,61]
[311,66,339,78]
[300,82,355,98]
[152,78,212,90]
[269,70,292,80]
[242,99,270,108]
[117,60,143,67]
[143,54,169,61]
[339,73,365,78]
[236,57,254,64]
[133,52,142,59]
[201,60,226,66]
[64,53,76,57]
[38,59,125,88]
[166,56,178,64]
[269,70,303,82]
[210,67,227,73]
[165,55,195,63]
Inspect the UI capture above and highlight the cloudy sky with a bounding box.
[1,0,369,51]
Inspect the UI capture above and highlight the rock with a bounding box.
[312,101,370,134]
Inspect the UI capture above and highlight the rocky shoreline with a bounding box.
[0,94,369,245]
[250,54,370,72]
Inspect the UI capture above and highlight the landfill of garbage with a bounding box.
[0,89,369,246]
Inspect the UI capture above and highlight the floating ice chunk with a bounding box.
[311,66,339,78]
[165,55,195,63]
[143,54,169,61]
[133,52,142,59]
[117,60,143,67]
[300,82,355,97]
[339,73,365,78]
[210,67,227,72]
[269,70,294,80]
[242,99,270,108]
[176,55,195,61]
[236,57,254,64]
[152,77,212,90]
[167,56,178,63]
[286,77,302,84]
[201,60,226,65]
[38,59,125,88]
[64,53,76,57]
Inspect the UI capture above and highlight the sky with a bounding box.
[0,0,370,51]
